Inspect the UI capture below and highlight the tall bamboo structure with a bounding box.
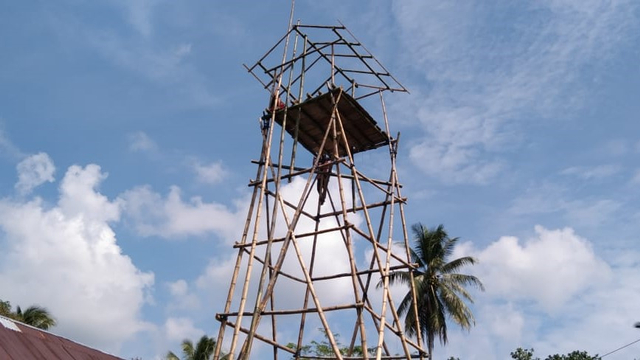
[213,23,427,360]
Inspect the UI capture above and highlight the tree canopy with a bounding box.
[383,223,484,358]
[511,347,600,360]
[0,299,57,330]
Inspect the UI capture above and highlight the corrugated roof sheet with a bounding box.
[0,315,124,360]
[273,87,389,157]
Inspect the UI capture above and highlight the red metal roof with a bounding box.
[0,315,124,360]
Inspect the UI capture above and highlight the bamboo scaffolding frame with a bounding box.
[214,22,425,360]
[220,302,362,318]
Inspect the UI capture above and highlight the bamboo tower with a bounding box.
[213,23,427,360]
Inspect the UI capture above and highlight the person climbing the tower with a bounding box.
[259,92,285,137]
[268,92,286,113]
[315,152,332,205]
[259,111,270,137]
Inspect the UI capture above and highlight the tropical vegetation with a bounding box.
[511,347,600,360]
[0,299,57,330]
[384,223,484,358]
[286,329,376,357]
[166,335,226,360]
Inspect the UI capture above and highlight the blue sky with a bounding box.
[2,1,640,359]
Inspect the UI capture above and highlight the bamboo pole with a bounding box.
[213,116,272,359]
[236,108,338,357]
[375,93,412,360]
[294,179,327,358]
[328,91,369,359]
[221,302,362,318]
[331,92,395,358]
[277,194,344,359]
[233,2,297,356]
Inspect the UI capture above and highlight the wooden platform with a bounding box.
[273,88,389,157]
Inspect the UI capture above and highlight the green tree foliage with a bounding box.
[286,329,376,357]
[511,348,537,360]
[0,300,11,317]
[511,347,600,360]
[0,299,57,330]
[166,335,226,360]
[383,224,484,358]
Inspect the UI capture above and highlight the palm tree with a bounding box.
[15,305,57,330]
[166,335,222,360]
[0,299,57,330]
[386,223,484,358]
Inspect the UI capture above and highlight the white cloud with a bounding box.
[461,226,611,312]
[59,164,121,222]
[560,164,620,180]
[437,226,640,359]
[15,152,56,195]
[0,126,24,160]
[409,141,502,185]
[120,185,244,240]
[392,0,639,184]
[164,317,205,343]
[508,182,622,228]
[128,131,158,153]
[563,199,621,228]
[167,279,201,310]
[0,164,154,353]
[192,160,227,184]
[86,31,218,108]
[111,0,157,37]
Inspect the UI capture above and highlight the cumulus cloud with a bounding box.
[15,152,56,195]
[392,0,639,184]
[59,164,121,222]
[120,185,244,240]
[436,226,640,359]
[0,164,154,353]
[459,226,611,312]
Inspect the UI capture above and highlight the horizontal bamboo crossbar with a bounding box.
[238,247,306,283]
[214,318,296,355]
[317,198,406,219]
[218,302,362,318]
[311,263,415,282]
[234,224,353,248]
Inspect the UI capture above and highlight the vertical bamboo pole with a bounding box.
[275,192,344,359]
[231,2,297,356]
[294,188,327,356]
[375,94,412,359]
[289,30,306,178]
[329,92,369,359]
[237,112,337,358]
[331,90,392,358]
[213,119,274,359]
